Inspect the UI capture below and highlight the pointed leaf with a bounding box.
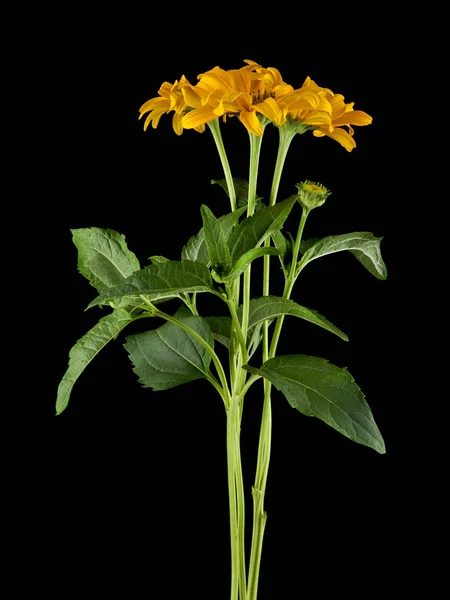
[181,229,209,264]
[201,205,232,272]
[246,296,348,341]
[72,228,140,293]
[244,355,385,453]
[125,308,214,390]
[222,247,281,282]
[228,196,296,263]
[88,260,213,309]
[56,308,139,414]
[204,316,232,349]
[149,255,170,264]
[218,206,247,240]
[181,207,246,264]
[212,177,263,206]
[298,232,387,280]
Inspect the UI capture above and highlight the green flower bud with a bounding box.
[295,180,331,212]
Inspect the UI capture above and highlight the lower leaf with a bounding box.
[244,355,385,453]
[56,308,140,415]
[125,308,214,391]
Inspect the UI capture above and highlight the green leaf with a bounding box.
[125,307,214,390]
[228,196,296,263]
[244,355,385,453]
[222,247,281,282]
[181,206,246,265]
[72,228,140,293]
[56,308,139,415]
[271,229,290,257]
[218,206,247,240]
[149,255,170,264]
[212,177,263,206]
[88,260,214,309]
[298,232,387,280]
[204,316,232,349]
[248,296,348,341]
[201,205,232,273]
[181,229,209,265]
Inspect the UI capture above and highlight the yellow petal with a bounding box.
[198,68,233,93]
[158,82,173,99]
[139,96,169,116]
[240,109,263,136]
[256,97,286,126]
[182,106,218,129]
[332,110,373,127]
[142,107,167,131]
[314,127,356,152]
[182,85,203,108]
[302,110,333,126]
[172,112,183,136]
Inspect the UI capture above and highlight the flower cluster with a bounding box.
[139,59,372,151]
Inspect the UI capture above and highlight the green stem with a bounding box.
[247,127,296,600]
[227,400,240,600]
[239,132,264,388]
[225,284,248,373]
[247,212,309,599]
[262,127,296,360]
[208,120,236,212]
[269,208,309,358]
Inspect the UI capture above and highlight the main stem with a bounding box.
[227,130,264,600]
[247,126,296,600]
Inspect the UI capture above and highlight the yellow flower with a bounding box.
[285,77,372,151]
[139,76,205,136]
[182,60,294,136]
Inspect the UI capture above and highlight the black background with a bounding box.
[23,11,431,599]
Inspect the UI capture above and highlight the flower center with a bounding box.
[252,91,275,105]
[304,183,324,193]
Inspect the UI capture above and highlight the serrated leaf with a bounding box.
[181,229,209,265]
[204,316,232,349]
[222,247,281,282]
[245,296,348,342]
[212,177,263,206]
[244,355,385,453]
[72,228,140,293]
[181,207,246,265]
[149,255,170,264]
[88,260,213,309]
[218,206,247,240]
[298,232,387,280]
[228,196,296,263]
[271,230,290,257]
[56,308,139,414]
[125,308,214,390]
[201,205,232,272]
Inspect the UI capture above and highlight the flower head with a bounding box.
[182,60,294,136]
[295,180,331,211]
[139,76,205,135]
[285,77,373,151]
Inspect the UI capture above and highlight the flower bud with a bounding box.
[295,181,331,212]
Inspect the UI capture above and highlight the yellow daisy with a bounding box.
[139,76,205,136]
[182,60,294,136]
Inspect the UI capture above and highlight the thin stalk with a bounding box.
[269,209,309,358]
[227,401,240,600]
[247,127,295,600]
[208,120,236,212]
[247,208,309,600]
[262,127,296,361]
[239,132,264,387]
